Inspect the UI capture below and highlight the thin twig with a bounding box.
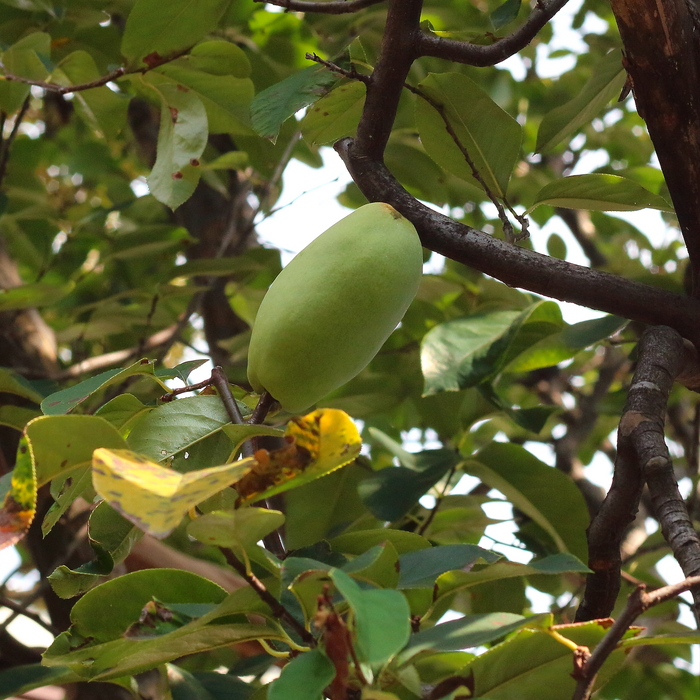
[307,48,529,241]
[219,546,315,646]
[0,596,58,635]
[246,391,287,558]
[405,82,527,243]
[210,366,246,424]
[160,375,215,402]
[305,53,371,84]
[0,66,125,95]
[254,0,384,13]
[572,575,700,700]
[418,464,456,536]
[0,95,30,188]
[248,391,276,426]
[217,130,301,258]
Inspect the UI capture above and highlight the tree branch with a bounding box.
[0,595,58,635]
[334,138,700,348]
[572,575,700,700]
[0,66,125,95]
[254,0,385,12]
[219,546,315,646]
[576,327,700,623]
[415,0,571,66]
[0,95,29,189]
[353,0,423,160]
[610,0,700,294]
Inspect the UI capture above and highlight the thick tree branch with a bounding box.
[611,0,700,294]
[254,0,384,12]
[354,0,422,160]
[576,327,700,623]
[573,575,700,700]
[416,0,571,66]
[334,139,700,347]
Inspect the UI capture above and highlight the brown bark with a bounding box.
[611,0,700,293]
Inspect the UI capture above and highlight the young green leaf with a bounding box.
[415,72,522,198]
[537,50,626,153]
[301,80,366,145]
[528,174,674,213]
[121,0,230,68]
[267,649,335,700]
[145,79,208,209]
[252,64,340,142]
[331,568,411,664]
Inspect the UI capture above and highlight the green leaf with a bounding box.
[0,665,81,698]
[170,665,255,700]
[204,151,249,170]
[188,508,285,549]
[0,405,40,431]
[330,529,432,557]
[434,554,590,605]
[301,80,366,146]
[49,502,143,598]
[398,544,501,589]
[267,649,335,700]
[155,359,209,383]
[0,282,73,311]
[26,414,127,485]
[506,315,627,372]
[121,0,231,68]
[65,569,228,642]
[528,174,674,213]
[401,612,530,661]
[415,72,522,197]
[331,568,411,664]
[620,633,700,649]
[43,465,93,536]
[41,360,166,415]
[44,591,282,682]
[478,383,558,434]
[537,50,626,153]
[145,78,208,209]
[0,368,45,404]
[285,461,370,549]
[464,442,590,560]
[151,65,254,135]
[172,669,255,700]
[463,619,638,697]
[343,542,401,589]
[359,442,460,521]
[53,51,128,139]
[491,0,521,29]
[95,394,150,432]
[252,64,339,142]
[421,302,563,394]
[0,32,51,113]
[186,40,252,78]
[546,233,567,260]
[125,394,247,461]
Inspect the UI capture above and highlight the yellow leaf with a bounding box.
[92,408,361,539]
[235,408,361,505]
[92,449,253,539]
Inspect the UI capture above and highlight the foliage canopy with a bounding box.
[1,0,700,699]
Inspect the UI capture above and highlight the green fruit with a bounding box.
[247,202,423,413]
